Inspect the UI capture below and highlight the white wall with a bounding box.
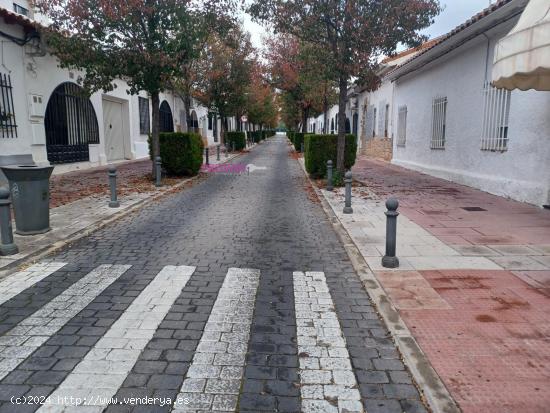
[392,22,550,206]
[0,14,226,174]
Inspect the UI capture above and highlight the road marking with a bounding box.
[38,265,195,412]
[0,264,131,381]
[0,262,67,306]
[293,271,364,413]
[173,267,260,412]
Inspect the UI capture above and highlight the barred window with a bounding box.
[481,82,511,152]
[138,97,150,135]
[0,73,17,138]
[397,106,407,147]
[13,3,29,16]
[373,107,377,137]
[431,97,447,149]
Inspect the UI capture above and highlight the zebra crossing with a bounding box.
[0,262,365,412]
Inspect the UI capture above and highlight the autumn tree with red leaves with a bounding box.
[245,64,278,130]
[249,0,441,173]
[192,23,254,144]
[265,34,335,133]
[34,0,236,177]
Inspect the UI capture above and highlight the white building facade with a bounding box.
[389,0,550,207]
[0,4,234,177]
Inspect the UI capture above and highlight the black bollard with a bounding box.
[0,187,18,256]
[326,160,333,192]
[217,145,220,161]
[155,156,162,187]
[108,166,120,208]
[205,147,210,165]
[382,198,400,268]
[232,142,235,152]
[343,170,353,214]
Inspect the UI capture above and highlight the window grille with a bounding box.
[373,107,377,137]
[481,82,511,152]
[431,97,447,149]
[384,104,390,137]
[0,73,17,138]
[159,101,174,133]
[397,106,407,147]
[13,3,29,16]
[138,97,150,135]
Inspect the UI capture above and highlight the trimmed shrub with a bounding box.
[304,134,357,179]
[250,131,262,143]
[226,131,246,150]
[148,132,203,176]
[287,131,294,144]
[293,133,305,152]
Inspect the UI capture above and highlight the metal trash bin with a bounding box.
[0,165,54,235]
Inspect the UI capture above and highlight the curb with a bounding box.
[0,151,245,279]
[295,155,460,413]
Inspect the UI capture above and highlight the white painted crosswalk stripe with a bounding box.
[293,271,363,413]
[38,265,195,412]
[0,261,67,306]
[173,267,260,412]
[0,264,131,381]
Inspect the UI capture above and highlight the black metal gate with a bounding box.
[45,82,99,164]
[159,101,174,132]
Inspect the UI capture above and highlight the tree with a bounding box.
[249,0,441,173]
[245,64,278,130]
[265,34,335,133]
[192,23,254,144]
[35,0,235,177]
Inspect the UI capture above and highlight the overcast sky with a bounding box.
[242,0,493,52]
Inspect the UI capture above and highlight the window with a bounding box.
[0,73,17,138]
[13,3,29,16]
[431,96,447,149]
[481,82,511,152]
[397,106,407,147]
[138,97,150,135]
[373,107,377,137]
[384,104,390,137]
[208,113,213,130]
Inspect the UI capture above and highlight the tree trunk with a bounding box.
[301,106,309,133]
[336,76,347,173]
[151,91,160,179]
[323,81,328,134]
[219,113,226,146]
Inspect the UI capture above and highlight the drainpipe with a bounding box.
[482,32,491,84]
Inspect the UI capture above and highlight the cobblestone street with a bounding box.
[0,137,424,413]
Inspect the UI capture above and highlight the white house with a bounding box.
[0,3,238,179]
[388,0,550,207]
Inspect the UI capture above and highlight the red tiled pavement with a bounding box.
[357,157,550,412]
[391,269,550,413]
[352,158,550,245]
[48,159,187,208]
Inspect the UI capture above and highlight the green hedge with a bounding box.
[148,132,203,176]
[293,133,305,152]
[226,131,246,150]
[304,134,357,178]
[287,131,295,144]
[249,131,262,143]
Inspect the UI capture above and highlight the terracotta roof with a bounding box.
[388,0,518,77]
[0,6,39,30]
[381,37,442,64]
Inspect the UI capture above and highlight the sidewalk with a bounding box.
[322,156,550,413]
[1,149,245,275]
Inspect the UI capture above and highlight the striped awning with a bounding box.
[492,0,550,90]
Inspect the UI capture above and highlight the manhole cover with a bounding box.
[462,206,487,212]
